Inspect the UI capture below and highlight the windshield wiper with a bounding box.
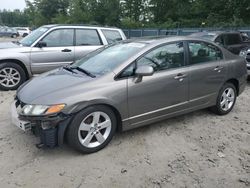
[12,41,20,45]
[63,66,77,73]
[72,67,96,78]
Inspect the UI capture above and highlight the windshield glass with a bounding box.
[72,42,146,76]
[19,27,49,46]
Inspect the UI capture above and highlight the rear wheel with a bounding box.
[210,83,237,115]
[67,105,117,153]
[0,62,27,90]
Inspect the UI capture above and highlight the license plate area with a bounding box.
[11,102,31,131]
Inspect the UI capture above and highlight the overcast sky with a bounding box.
[0,0,28,11]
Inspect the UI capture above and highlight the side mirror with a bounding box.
[37,41,47,48]
[134,65,154,83]
[135,65,154,76]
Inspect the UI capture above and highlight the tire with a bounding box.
[0,62,27,91]
[11,34,17,38]
[67,105,117,153]
[210,82,237,115]
[23,33,28,37]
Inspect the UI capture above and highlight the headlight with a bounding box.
[22,104,65,115]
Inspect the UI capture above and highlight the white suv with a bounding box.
[0,25,127,90]
[15,27,31,37]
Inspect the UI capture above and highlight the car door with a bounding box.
[30,28,74,74]
[126,42,189,126]
[74,29,104,61]
[187,41,227,107]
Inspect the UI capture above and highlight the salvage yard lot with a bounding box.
[0,37,250,188]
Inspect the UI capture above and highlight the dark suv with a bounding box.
[190,31,250,55]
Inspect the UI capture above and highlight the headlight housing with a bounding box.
[21,104,65,116]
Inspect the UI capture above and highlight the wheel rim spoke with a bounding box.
[79,123,91,131]
[92,112,100,124]
[82,132,94,146]
[95,132,105,144]
[98,119,111,129]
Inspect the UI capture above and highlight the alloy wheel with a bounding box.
[78,111,112,148]
[0,67,21,88]
[220,87,235,111]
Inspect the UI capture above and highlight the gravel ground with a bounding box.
[0,37,250,188]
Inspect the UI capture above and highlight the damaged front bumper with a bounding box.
[10,101,72,148]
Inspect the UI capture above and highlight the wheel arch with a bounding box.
[60,103,123,146]
[225,78,239,95]
[0,59,30,80]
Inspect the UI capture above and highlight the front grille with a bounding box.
[15,97,26,108]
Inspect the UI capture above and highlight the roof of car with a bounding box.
[191,31,241,37]
[125,35,213,45]
[43,24,120,30]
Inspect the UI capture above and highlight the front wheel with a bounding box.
[0,62,27,90]
[210,83,237,115]
[67,105,117,153]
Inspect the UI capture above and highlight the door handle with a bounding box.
[174,73,187,81]
[61,49,72,52]
[214,66,223,72]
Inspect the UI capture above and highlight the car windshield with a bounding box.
[71,42,146,76]
[19,27,49,46]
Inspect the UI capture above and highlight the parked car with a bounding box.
[14,27,31,37]
[11,36,247,153]
[190,31,250,55]
[0,27,19,38]
[0,24,126,90]
[239,48,250,76]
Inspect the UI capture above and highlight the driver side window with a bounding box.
[137,42,185,71]
[41,29,74,47]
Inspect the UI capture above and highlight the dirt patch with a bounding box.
[0,83,249,188]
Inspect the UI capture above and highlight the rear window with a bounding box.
[224,34,241,45]
[102,29,123,44]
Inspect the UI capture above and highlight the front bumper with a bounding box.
[10,101,72,148]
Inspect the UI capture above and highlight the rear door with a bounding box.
[30,28,74,74]
[187,41,227,107]
[74,29,104,61]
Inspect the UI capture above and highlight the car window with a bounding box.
[119,63,136,78]
[215,35,224,45]
[188,42,223,65]
[20,27,49,47]
[42,29,74,47]
[137,42,185,71]
[76,29,102,46]
[101,29,123,44]
[223,34,241,45]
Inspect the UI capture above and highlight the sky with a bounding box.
[0,0,29,11]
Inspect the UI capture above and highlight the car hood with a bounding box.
[17,68,94,104]
[0,42,22,49]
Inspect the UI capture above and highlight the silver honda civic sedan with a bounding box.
[11,36,247,153]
